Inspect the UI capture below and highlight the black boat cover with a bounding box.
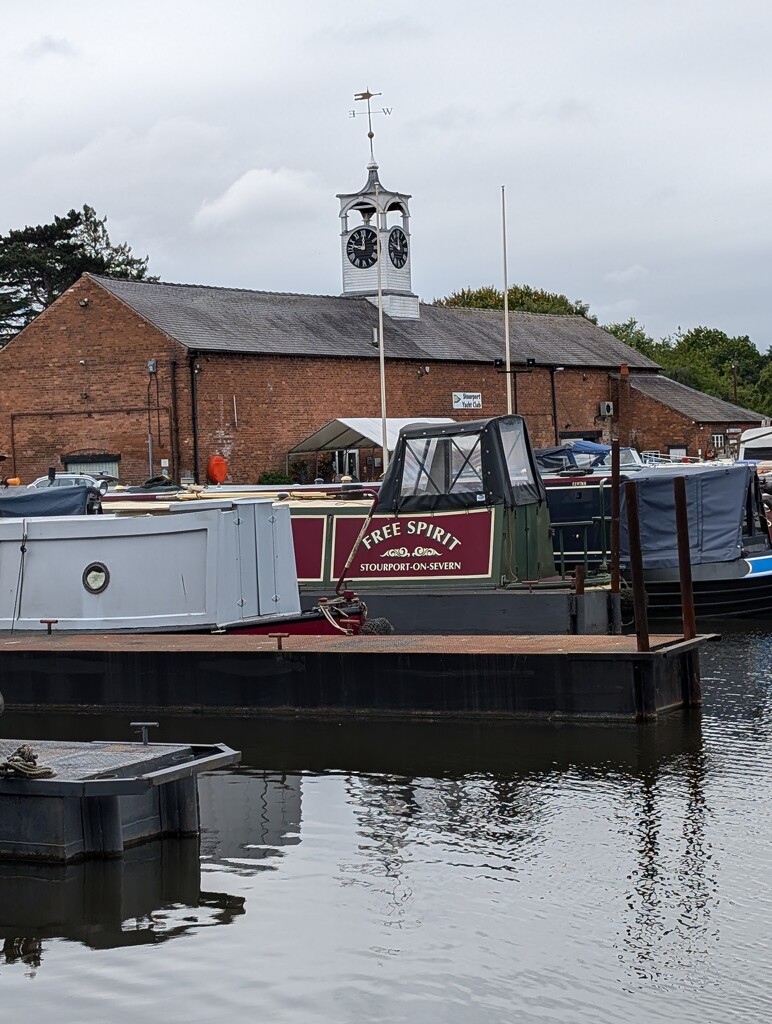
[620,464,754,568]
[0,485,101,518]
[378,415,546,514]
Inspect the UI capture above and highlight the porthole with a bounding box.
[82,562,110,594]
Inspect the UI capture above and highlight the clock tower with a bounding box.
[337,158,420,320]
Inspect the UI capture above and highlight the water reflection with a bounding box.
[199,769,301,874]
[616,744,718,986]
[0,837,244,973]
[4,630,772,1017]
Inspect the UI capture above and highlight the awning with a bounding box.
[288,418,455,454]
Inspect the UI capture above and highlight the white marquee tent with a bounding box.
[288,418,455,455]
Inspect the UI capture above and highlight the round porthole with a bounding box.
[82,562,110,594]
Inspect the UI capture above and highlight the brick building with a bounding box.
[0,157,764,483]
[611,368,765,460]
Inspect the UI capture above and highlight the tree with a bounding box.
[434,284,597,321]
[603,318,661,360]
[604,318,770,412]
[0,205,154,343]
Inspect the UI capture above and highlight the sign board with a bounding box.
[331,509,494,581]
[452,392,482,410]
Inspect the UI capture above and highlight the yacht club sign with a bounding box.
[452,391,483,410]
[331,509,494,580]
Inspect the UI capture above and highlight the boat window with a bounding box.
[400,434,485,498]
[498,420,537,494]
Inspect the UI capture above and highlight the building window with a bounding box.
[668,446,688,460]
[711,433,725,450]
[62,452,121,478]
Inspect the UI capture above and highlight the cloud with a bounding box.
[193,168,325,232]
[21,35,79,60]
[604,264,650,285]
[592,298,642,324]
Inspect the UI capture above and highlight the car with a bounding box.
[27,473,108,492]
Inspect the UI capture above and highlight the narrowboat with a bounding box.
[541,462,772,621]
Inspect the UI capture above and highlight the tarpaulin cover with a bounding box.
[534,446,578,471]
[0,485,101,518]
[569,440,610,456]
[619,464,752,569]
[378,415,547,514]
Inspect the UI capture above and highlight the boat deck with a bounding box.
[0,631,703,655]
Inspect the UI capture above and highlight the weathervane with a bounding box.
[350,89,392,160]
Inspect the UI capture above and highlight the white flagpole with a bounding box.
[501,185,513,415]
[376,182,388,471]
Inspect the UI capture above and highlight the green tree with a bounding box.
[604,319,770,411]
[603,318,661,360]
[435,284,597,321]
[0,204,154,343]
[669,326,765,404]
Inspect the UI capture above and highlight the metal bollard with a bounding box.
[268,632,290,651]
[130,721,159,745]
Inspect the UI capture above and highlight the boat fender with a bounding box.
[206,454,229,485]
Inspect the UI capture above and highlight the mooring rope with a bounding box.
[0,744,56,779]
[10,519,28,634]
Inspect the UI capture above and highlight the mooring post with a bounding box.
[623,478,650,652]
[269,632,290,651]
[574,565,585,595]
[130,721,158,745]
[610,439,622,634]
[673,476,697,640]
[673,475,702,706]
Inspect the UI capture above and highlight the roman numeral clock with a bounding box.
[337,159,420,320]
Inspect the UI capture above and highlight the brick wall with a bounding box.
[192,355,617,481]
[0,276,192,482]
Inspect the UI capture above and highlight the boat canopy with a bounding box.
[0,485,101,518]
[620,463,755,569]
[378,415,546,513]
[534,445,578,471]
[288,417,455,454]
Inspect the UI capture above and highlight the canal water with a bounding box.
[1,629,771,1023]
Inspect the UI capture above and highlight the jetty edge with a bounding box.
[0,631,713,722]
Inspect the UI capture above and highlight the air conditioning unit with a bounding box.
[599,401,614,417]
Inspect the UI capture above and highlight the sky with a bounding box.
[3,0,772,349]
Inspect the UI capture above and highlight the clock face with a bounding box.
[389,227,409,269]
[346,227,378,269]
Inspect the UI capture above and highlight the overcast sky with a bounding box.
[3,1,772,349]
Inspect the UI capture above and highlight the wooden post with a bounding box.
[624,479,650,652]
[673,475,702,707]
[610,439,622,634]
[574,564,585,595]
[610,440,620,593]
[673,476,697,640]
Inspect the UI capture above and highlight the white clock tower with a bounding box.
[337,107,419,319]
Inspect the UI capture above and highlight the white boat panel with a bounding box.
[0,498,301,632]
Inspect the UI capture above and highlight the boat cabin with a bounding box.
[285,415,556,589]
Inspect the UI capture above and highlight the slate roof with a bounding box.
[90,274,660,370]
[629,373,764,423]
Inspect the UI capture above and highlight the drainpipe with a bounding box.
[189,352,200,484]
[170,360,181,482]
[551,367,560,445]
[619,362,629,446]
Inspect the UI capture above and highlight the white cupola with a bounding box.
[337,159,419,320]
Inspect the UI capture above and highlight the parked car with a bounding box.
[27,473,108,492]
